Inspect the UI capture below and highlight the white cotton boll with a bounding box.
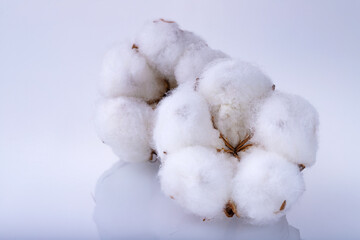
[135,19,204,87]
[232,148,305,224]
[159,146,236,218]
[198,59,273,145]
[252,92,319,167]
[153,84,223,159]
[175,44,228,85]
[99,42,166,101]
[95,97,154,162]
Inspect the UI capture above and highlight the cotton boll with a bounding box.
[198,59,273,145]
[175,44,228,85]
[153,84,223,159]
[232,148,305,224]
[95,97,154,162]
[252,92,319,167]
[159,146,236,218]
[99,42,166,101]
[135,19,204,87]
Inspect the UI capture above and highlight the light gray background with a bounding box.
[1,0,359,239]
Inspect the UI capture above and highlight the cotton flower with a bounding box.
[95,19,319,224]
[159,146,236,218]
[95,97,154,162]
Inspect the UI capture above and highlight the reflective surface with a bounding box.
[94,161,300,240]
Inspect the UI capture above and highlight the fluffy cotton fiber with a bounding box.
[159,146,236,218]
[198,59,273,146]
[232,148,305,224]
[153,84,223,159]
[252,92,319,167]
[135,19,204,88]
[99,42,166,101]
[175,44,228,85]
[95,97,154,162]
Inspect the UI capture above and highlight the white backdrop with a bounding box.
[1,0,359,239]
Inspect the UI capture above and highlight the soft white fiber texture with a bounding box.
[95,97,154,162]
[99,42,166,101]
[153,84,223,159]
[252,92,319,166]
[159,146,236,218]
[198,59,273,145]
[135,19,204,87]
[232,148,305,224]
[175,44,228,85]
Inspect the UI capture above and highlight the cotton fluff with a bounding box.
[135,19,204,87]
[99,42,166,101]
[198,59,273,146]
[159,146,236,218]
[95,97,154,162]
[232,148,305,224]
[153,84,223,159]
[252,92,319,166]
[175,44,228,85]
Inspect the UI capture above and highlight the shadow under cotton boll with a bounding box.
[93,160,301,240]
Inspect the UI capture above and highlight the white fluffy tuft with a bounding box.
[159,146,236,218]
[99,42,166,101]
[198,59,273,145]
[233,148,305,224]
[252,92,319,166]
[153,84,223,159]
[135,19,204,87]
[95,97,154,162]
[175,44,228,85]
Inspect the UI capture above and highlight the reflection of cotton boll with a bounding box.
[95,97,154,162]
[175,44,228,85]
[198,59,273,145]
[159,146,236,218]
[99,42,166,101]
[232,148,305,225]
[153,84,222,159]
[252,92,319,167]
[135,19,204,87]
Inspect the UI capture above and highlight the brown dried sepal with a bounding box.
[132,43,138,50]
[272,84,276,91]
[274,200,287,214]
[149,150,157,162]
[298,164,306,171]
[224,200,240,218]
